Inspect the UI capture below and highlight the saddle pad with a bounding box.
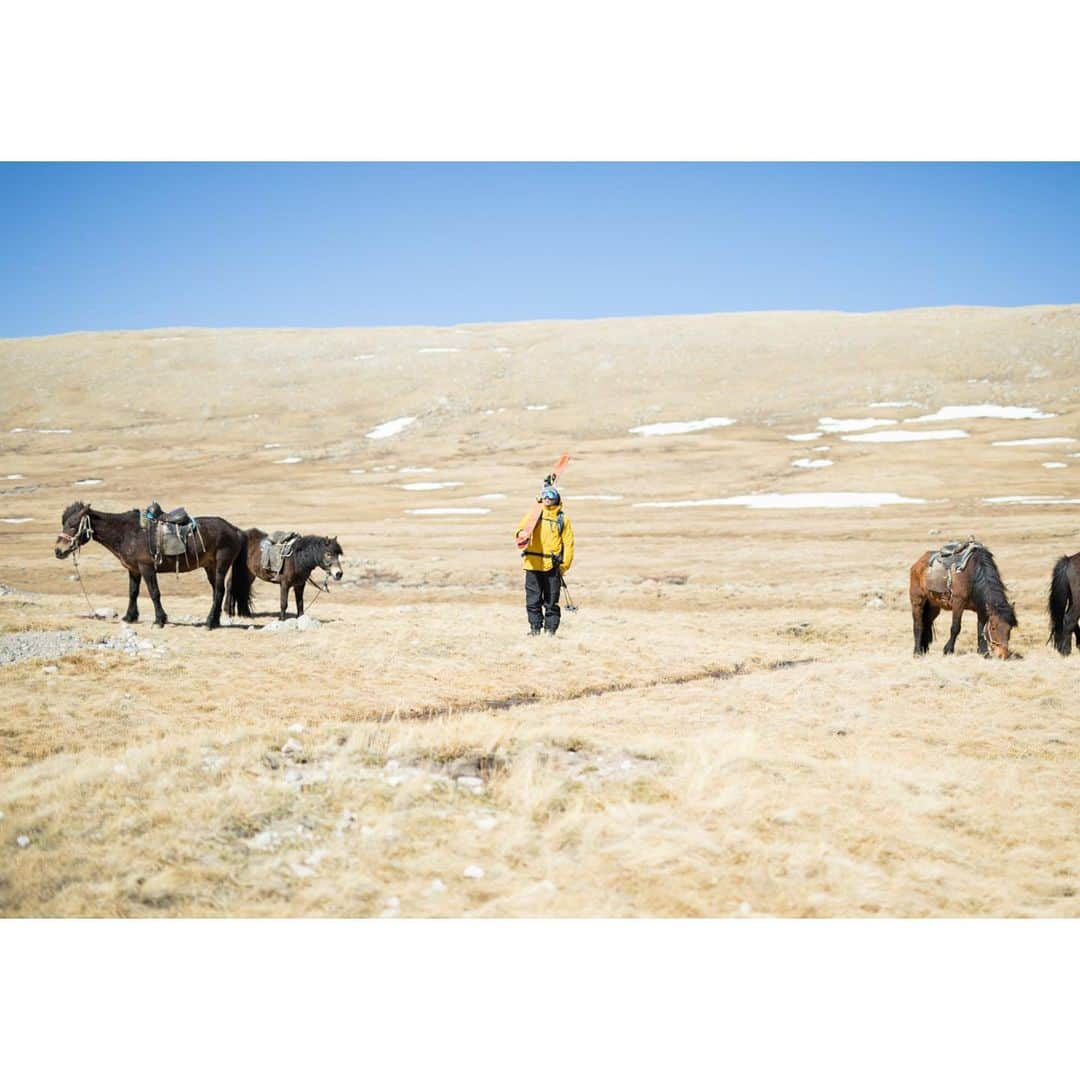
[260,533,299,574]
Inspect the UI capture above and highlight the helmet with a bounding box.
[540,486,561,503]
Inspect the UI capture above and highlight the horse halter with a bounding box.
[58,510,94,552]
[984,617,1008,656]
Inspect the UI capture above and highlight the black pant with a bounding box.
[525,569,561,632]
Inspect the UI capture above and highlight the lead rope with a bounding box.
[69,515,96,617]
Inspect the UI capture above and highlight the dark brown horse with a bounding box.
[909,545,1018,659]
[1047,553,1080,655]
[54,501,253,629]
[230,530,343,620]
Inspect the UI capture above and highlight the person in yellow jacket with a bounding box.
[514,484,574,635]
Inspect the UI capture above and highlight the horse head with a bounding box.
[321,536,344,581]
[55,502,92,559]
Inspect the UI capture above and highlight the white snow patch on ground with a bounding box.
[37,428,72,434]
[417,347,460,354]
[274,456,302,464]
[811,445,831,452]
[635,492,925,509]
[74,478,103,485]
[348,469,366,474]
[366,416,417,439]
[842,428,969,443]
[263,443,282,448]
[6,474,25,479]
[786,432,823,441]
[629,417,736,437]
[908,404,1055,423]
[526,404,549,411]
[1043,462,1067,469]
[818,417,896,433]
[992,437,1076,447]
[477,493,507,500]
[567,494,624,501]
[869,400,917,407]
[792,458,833,469]
[493,347,510,353]
[1,518,33,524]
[983,496,1080,505]
[9,428,27,433]
[400,482,463,491]
[405,507,492,516]
[400,467,435,473]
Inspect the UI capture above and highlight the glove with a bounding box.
[550,552,562,570]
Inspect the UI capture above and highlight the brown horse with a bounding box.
[54,501,253,629]
[909,544,1018,659]
[229,530,343,620]
[1047,553,1080,655]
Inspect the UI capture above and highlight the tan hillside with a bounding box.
[1,305,1078,916]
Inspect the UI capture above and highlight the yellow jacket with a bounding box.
[515,504,574,573]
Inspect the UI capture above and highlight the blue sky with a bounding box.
[1,163,1078,337]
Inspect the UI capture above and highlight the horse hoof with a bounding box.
[122,614,138,623]
[154,621,166,628]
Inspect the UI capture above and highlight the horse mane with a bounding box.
[291,535,328,576]
[969,547,1018,627]
[62,500,90,522]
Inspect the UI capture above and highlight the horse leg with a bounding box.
[205,550,229,629]
[977,612,989,656]
[123,571,141,622]
[294,579,306,617]
[1062,599,1080,657]
[279,578,290,621]
[143,566,168,627]
[911,599,926,655]
[943,605,963,655]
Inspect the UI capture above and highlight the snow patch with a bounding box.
[818,417,896,433]
[1,517,33,524]
[400,482,463,491]
[405,508,492,516]
[5,474,25,480]
[629,417,736,437]
[400,467,435,473]
[842,429,969,443]
[868,400,917,407]
[477,493,507,500]
[417,347,460,354]
[908,404,1054,423]
[567,494,624,501]
[274,456,302,464]
[74,478,103,485]
[526,404,549,411]
[991,437,1076,447]
[792,458,833,469]
[366,416,417,440]
[786,432,823,441]
[635,492,925,509]
[983,496,1080,505]
[1043,462,1067,469]
[37,428,72,434]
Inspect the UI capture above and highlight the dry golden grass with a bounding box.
[1,306,1079,916]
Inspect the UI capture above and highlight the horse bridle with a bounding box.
[984,618,1008,655]
[58,510,94,552]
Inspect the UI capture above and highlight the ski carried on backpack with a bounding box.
[515,453,570,550]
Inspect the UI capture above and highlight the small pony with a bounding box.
[1047,552,1080,655]
[909,542,1018,659]
[229,530,344,620]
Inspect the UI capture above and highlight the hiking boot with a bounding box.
[527,628,542,636]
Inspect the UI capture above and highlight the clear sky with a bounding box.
[2,163,1078,338]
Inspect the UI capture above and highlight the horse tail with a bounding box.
[1047,556,1072,653]
[919,599,935,652]
[226,529,255,618]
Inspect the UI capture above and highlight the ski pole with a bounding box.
[559,571,578,613]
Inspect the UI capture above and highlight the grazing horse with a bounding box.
[1047,553,1080,655]
[54,501,253,628]
[909,544,1018,659]
[230,530,344,620]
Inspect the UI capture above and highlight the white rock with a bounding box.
[296,614,321,631]
[16,835,30,848]
[248,830,278,850]
[287,722,305,734]
[42,665,58,675]
[136,639,154,650]
[281,738,303,755]
[94,607,117,619]
[284,768,303,783]
[739,901,752,915]
[463,865,485,879]
[476,817,497,831]
[457,776,484,791]
[289,863,316,878]
[429,878,447,894]
[773,809,798,825]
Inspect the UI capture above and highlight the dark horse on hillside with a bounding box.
[228,529,343,621]
[54,502,253,628]
[909,542,1018,659]
[1047,552,1080,655]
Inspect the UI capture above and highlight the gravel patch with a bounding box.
[0,630,87,666]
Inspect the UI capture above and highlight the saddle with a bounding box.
[260,531,301,578]
[927,538,982,595]
[140,502,201,563]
